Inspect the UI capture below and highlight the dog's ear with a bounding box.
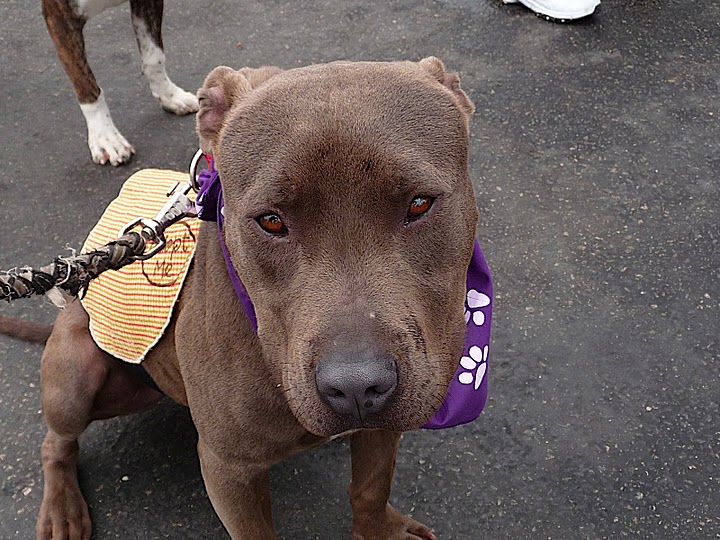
[418,56,475,117]
[196,66,283,154]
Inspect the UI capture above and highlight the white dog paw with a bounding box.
[88,128,135,166]
[80,92,135,166]
[155,85,199,116]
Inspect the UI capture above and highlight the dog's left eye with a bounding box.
[257,213,288,235]
[406,196,434,222]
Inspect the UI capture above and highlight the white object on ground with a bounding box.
[503,0,600,21]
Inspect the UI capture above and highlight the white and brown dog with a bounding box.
[42,0,198,165]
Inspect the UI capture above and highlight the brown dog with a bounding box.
[14,57,478,539]
[42,0,198,165]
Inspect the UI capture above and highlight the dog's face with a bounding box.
[197,59,478,436]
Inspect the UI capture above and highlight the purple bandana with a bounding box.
[196,159,492,429]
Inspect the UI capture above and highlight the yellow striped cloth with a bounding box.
[80,169,201,363]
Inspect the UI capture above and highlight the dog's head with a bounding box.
[197,58,478,436]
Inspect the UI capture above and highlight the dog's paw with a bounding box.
[154,84,200,116]
[87,126,135,166]
[36,482,92,540]
[81,94,135,166]
[352,504,437,540]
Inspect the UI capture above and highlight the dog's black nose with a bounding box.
[315,354,397,420]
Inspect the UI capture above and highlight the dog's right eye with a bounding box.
[406,196,435,222]
[257,213,288,235]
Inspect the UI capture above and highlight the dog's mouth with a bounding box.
[290,396,435,438]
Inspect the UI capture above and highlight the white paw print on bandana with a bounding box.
[458,345,488,390]
[464,289,490,326]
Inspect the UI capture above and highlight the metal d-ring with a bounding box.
[189,148,204,191]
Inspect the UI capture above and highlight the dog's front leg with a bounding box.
[349,430,437,540]
[198,440,275,540]
[129,0,199,115]
[42,0,134,165]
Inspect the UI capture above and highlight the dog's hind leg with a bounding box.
[129,0,199,115]
[41,0,135,166]
[36,300,162,540]
[349,431,437,540]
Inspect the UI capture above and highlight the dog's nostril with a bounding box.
[366,385,389,397]
[315,355,398,420]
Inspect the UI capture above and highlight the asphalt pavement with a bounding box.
[0,0,718,538]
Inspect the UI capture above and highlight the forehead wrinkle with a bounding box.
[242,170,300,213]
[228,134,460,221]
[384,158,457,196]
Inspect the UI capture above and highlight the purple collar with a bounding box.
[195,160,492,429]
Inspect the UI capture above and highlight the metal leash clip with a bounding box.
[118,181,198,261]
[189,148,205,191]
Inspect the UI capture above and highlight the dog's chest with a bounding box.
[74,0,128,19]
